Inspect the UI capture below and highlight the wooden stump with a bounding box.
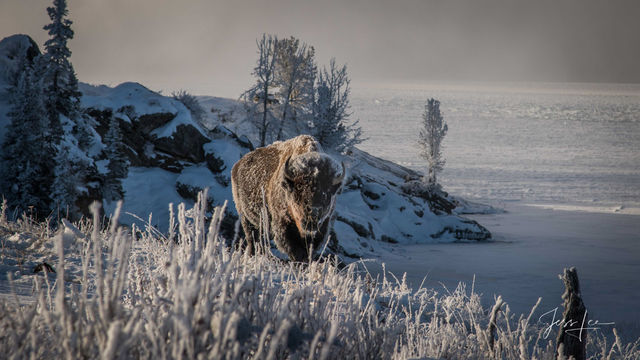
[556,267,587,360]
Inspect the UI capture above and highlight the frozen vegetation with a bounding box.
[1,197,639,359]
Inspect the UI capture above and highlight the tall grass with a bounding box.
[0,191,638,359]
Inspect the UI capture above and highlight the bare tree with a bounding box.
[240,34,279,147]
[418,98,448,187]
[274,37,316,140]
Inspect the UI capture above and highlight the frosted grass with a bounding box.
[1,192,638,359]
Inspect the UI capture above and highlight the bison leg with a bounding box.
[289,245,309,263]
[240,216,259,256]
[279,224,311,262]
[291,221,332,262]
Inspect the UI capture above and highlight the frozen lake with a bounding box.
[352,81,640,213]
[352,82,640,339]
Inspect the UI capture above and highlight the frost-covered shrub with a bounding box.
[172,90,206,123]
[0,193,638,359]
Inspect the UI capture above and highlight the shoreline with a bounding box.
[368,202,640,340]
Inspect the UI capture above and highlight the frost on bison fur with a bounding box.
[231,135,345,262]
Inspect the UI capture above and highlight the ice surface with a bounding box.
[351,82,640,213]
[369,203,640,339]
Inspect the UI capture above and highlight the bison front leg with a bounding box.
[240,216,259,256]
[276,223,310,263]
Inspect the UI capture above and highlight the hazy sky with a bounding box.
[1,0,639,97]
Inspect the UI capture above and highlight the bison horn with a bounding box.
[283,156,295,181]
[333,162,346,185]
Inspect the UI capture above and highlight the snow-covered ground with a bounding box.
[351,81,640,339]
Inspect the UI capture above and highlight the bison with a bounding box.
[231,135,345,262]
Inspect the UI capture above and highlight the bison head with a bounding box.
[282,153,345,237]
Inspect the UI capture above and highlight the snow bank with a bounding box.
[103,167,188,231]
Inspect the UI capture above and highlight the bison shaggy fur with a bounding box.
[231,135,345,262]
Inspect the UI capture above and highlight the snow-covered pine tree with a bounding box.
[103,116,128,202]
[274,37,317,140]
[240,34,279,147]
[40,0,82,144]
[312,59,362,153]
[418,98,448,187]
[40,0,94,150]
[0,62,55,217]
[39,0,96,217]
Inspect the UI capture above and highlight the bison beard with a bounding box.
[231,135,345,262]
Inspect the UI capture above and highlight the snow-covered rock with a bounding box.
[331,148,490,256]
[0,34,40,90]
[0,34,41,144]
[81,85,253,232]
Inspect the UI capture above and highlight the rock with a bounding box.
[205,153,226,174]
[153,124,209,163]
[401,180,456,215]
[136,112,175,134]
[0,34,41,86]
[336,215,372,238]
[210,125,254,151]
[430,219,492,241]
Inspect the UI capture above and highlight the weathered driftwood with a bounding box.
[556,267,587,360]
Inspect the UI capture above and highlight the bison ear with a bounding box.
[333,162,346,186]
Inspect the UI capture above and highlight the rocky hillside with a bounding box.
[0,34,491,260]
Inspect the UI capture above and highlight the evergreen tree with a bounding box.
[103,116,128,202]
[0,63,55,217]
[312,59,362,153]
[39,0,94,216]
[418,98,448,187]
[41,0,82,133]
[40,0,94,149]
